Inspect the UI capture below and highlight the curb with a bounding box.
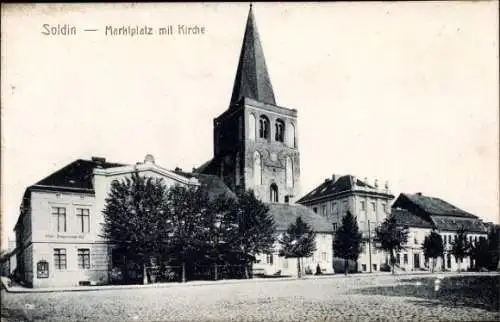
[2,271,498,294]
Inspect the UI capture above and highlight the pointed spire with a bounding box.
[229,5,276,107]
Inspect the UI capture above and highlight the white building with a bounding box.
[391,193,489,272]
[297,175,394,272]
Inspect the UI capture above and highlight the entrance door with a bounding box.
[414,253,420,269]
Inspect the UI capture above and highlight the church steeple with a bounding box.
[229,5,276,107]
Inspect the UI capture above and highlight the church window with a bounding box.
[238,116,243,140]
[270,183,279,202]
[253,151,262,185]
[287,123,296,148]
[285,156,293,188]
[275,119,285,142]
[248,114,256,141]
[259,115,270,139]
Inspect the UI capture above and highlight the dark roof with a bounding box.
[266,203,333,233]
[392,208,434,229]
[229,6,276,107]
[401,193,478,219]
[173,171,236,202]
[32,158,125,192]
[431,216,488,234]
[297,175,390,204]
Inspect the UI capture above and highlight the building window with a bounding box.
[270,183,279,203]
[414,236,418,245]
[37,261,49,279]
[381,203,386,213]
[248,113,256,141]
[266,254,273,265]
[373,264,377,271]
[52,207,66,232]
[396,253,401,264]
[313,207,318,213]
[78,249,90,269]
[343,200,348,214]
[275,119,285,142]
[448,235,452,243]
[322,205,327,215]
[259,115,270,139]
[287,123,296,147]
[447,253,451,268]
[362,264,367,272]
[403,253,408,265]
[371,202,376,212]
[285,156,293,188]
[253,151,262,186]
[360,201,366,211]
[76,208,90,233]
[54,248,67,270]
[321,252,327,261]
[332,223,337,232]
[331,203,336,214]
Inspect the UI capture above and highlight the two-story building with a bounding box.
[391,192,489,272]
[297,174,395,272]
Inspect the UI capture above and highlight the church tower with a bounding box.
[206,5,301,203]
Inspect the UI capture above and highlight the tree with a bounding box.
[279,216,317,278]
[469,236,488,270]
[450,226,470,272]
[229,190,276,279]
[165,184,210,282]
[487,226,500,270]
[333,211,362,275]
[374,213,409,275]
[101,172,169,284]
[422,230,444,272]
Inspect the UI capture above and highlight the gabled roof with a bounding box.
[392,208,434,229]
[396,193,478,219]
[266,203,333,233]
[229,5,276,107]
[297,175,392,204]
[32,158,125,192]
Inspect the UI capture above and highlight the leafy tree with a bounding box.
[164,184,210,282]
[101,172,169,284]
[279,216,317,278]
[487,226,500,271]
[469,236,489,270]
[229,190,276,279]
[333,211,362,275]
[422,230,444,272]
[450,226,470,272]
[374,213,409,275]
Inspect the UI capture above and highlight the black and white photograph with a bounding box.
[1,2,499,321]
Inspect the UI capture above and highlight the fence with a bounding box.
[139,264,252,284]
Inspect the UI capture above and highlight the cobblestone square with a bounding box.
[1,273,498,321]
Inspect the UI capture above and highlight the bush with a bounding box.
[305,266,313,275]
[380,263,391,272]
[332,257,357,273]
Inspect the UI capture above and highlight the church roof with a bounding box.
[266,203,334,233]
[297,175,393,204]
[229,5,276,107]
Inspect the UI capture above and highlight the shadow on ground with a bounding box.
[352,275,499,312]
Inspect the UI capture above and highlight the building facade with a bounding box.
[297,175,395,272]
[391,193,489,272]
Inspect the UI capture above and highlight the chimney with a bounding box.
[374,179,379,188]
[174,167,182,173]
[416,192,423,196]
[331,174,341,183]
[92,156,106,164]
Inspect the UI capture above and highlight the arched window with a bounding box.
[287,123,296,147]
[275,119,285,142]
[270,183,279,202]
[285,156,293,188]
[248,114,256,141]
[253,151,262,186]
[259,115,270,139]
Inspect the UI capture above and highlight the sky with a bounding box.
[1,2,499,249]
